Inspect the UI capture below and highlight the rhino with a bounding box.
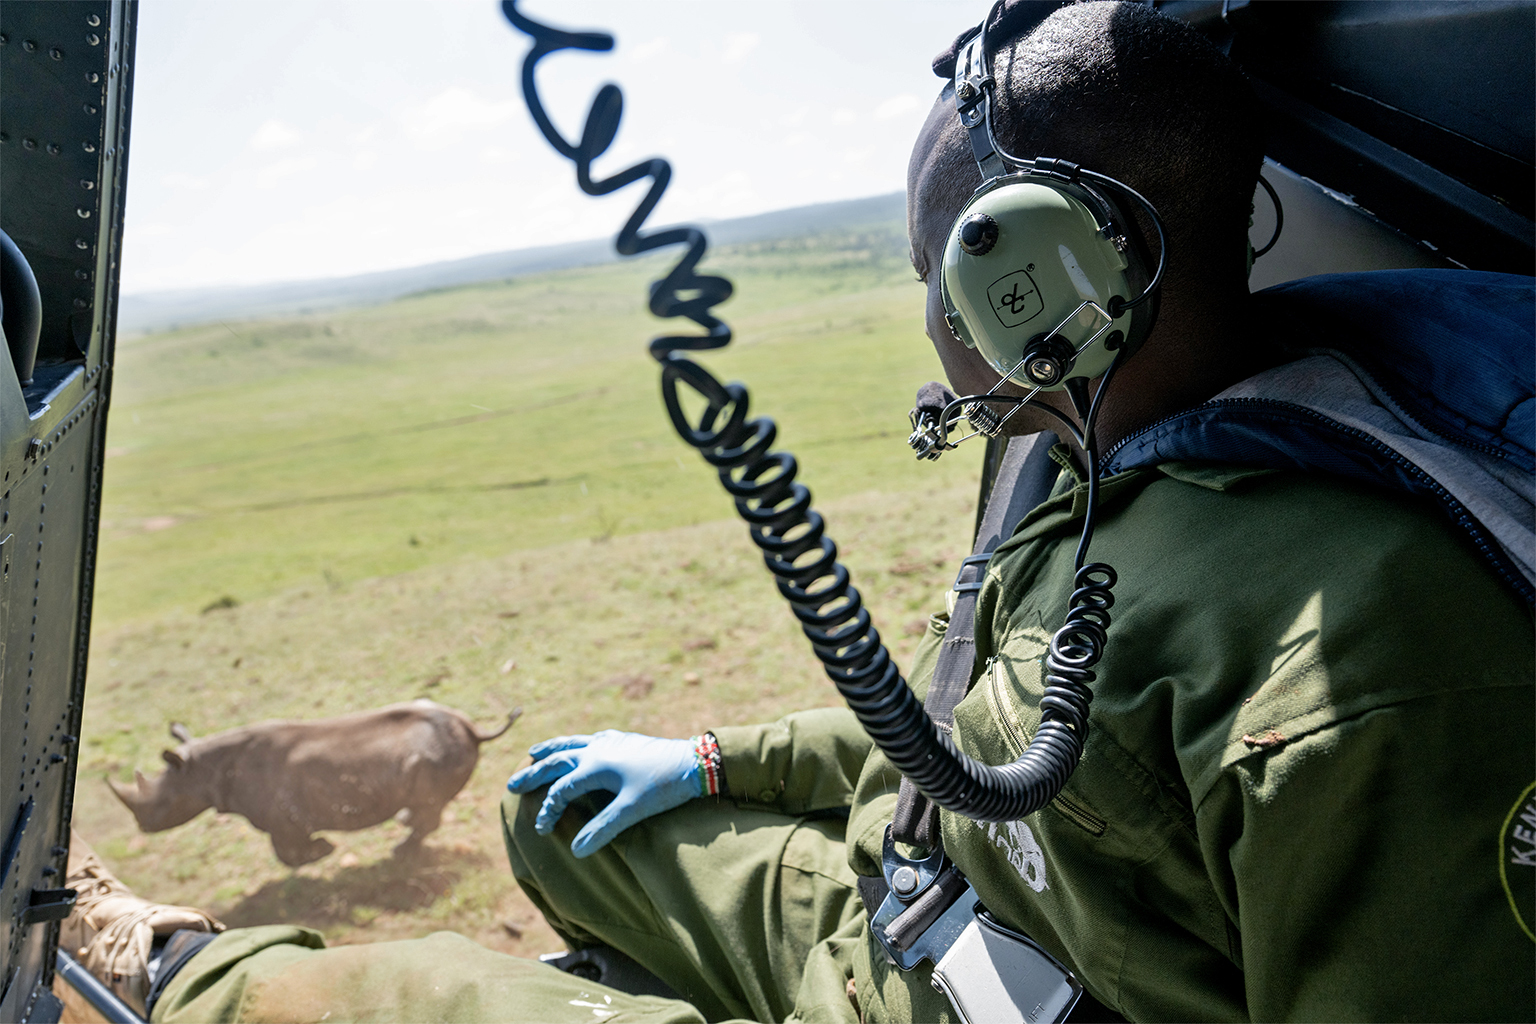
[108,700,520,867]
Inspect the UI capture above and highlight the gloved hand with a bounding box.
[507,730,703,858]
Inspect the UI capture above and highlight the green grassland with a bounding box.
[76,223,983,956]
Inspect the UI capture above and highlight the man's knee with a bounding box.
[501,786,597,881]
[501,786,537,853]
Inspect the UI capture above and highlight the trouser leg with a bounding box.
[503,789,864,1024]
[148,926,707,1024]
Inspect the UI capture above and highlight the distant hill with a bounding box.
[118,192,906,334]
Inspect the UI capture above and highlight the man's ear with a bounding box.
[162,749,186,770]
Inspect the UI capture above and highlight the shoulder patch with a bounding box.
[1500,781,1536,942]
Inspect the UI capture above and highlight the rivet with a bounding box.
[80,179,95,190]
[46,143,60,155]
[74,270,90,281]
[82,141,96,153]
[86,33,100,46]
[86,14,101,27]
[0,133,8,144]
[22,138,36,151]
[75,239,89,250]
[72,299,88,310]
[50,47,64,61]
[76,208,91,219]
[83,103,98,115]
[0,34,7,45]
[85,72,99,84]
[22,39,37,52]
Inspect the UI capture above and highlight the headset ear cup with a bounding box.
[939,272,972,349]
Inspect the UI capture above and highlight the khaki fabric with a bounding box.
[150,790,863,1024]
[504,787,864,1023]
[724,462,1533,1021]
[151,926,704,1024]
[852,462,1533,1022]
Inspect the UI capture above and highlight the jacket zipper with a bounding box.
[989,658,1109,836]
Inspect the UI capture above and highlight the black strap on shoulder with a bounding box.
[891,431,1062,848]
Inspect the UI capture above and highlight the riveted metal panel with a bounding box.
[0,2,133,1019]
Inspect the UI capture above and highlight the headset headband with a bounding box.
[954,29,1007,180]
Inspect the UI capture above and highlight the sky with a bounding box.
[121,1,978,295]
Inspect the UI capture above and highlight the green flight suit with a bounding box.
[151,461,1535,1023]
[726,460,1535,1022]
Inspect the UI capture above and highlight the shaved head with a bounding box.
[911,2,1262,278]
[908,1,1270,439]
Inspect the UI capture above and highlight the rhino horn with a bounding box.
[107,774,142,809]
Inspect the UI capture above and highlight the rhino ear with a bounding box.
[162,749,186,770]
[169,722,192,744]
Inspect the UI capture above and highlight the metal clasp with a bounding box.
[870,826,979,971]
[953,553,992,595]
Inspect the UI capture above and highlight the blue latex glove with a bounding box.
[507,730,702,858]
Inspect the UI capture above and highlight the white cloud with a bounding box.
[832,108,856,125]
[874,94,922,121]
[399,87,521,146]
[255,156,317,189]
[629,36,669,62]
[665,170,760,220]
[249,118,301,151]
[721,32,759,64]
[161,171,210,190]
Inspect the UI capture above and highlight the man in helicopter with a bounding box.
[67,3,1533,1021]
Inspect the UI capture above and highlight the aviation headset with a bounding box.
[938,11,1167,402]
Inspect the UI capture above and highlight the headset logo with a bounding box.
[988,270,1044,328]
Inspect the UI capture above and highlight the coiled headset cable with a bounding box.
[502,1,1113,823]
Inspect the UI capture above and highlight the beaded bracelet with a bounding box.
[691,732,724,796]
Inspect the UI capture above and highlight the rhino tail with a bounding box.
[474,706,522,744]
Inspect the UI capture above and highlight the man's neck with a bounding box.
[1051,287,1273,466]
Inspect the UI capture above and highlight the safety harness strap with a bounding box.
[891,429,1062,848]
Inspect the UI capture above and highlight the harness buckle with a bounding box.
[953,553,992,595]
